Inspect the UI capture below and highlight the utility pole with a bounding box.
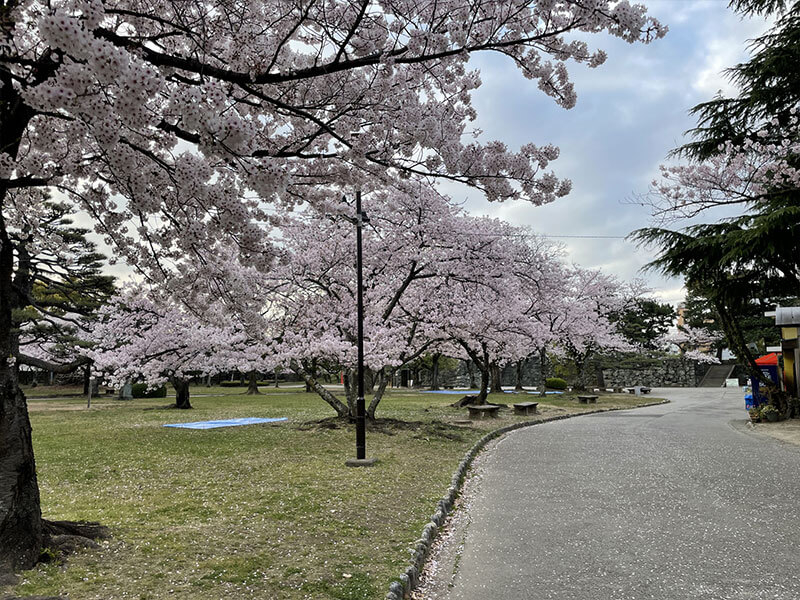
[346,190,377,467]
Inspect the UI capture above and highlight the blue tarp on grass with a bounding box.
[164,417,288,430]
[421,390,564,395]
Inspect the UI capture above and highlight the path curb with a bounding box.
[384,398,670,600]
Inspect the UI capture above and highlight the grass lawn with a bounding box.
[11,385,660,600]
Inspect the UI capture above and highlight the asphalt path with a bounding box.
[443,387,800,600]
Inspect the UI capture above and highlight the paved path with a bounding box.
[443,388,800,600]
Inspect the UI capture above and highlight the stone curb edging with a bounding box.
[384,399,670,600]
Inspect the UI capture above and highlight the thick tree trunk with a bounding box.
[430,353,441,390]
[170,377,192,409]
[291,360,349,417]
[246,370,261,395]
[0,371,43,573]
[490,363,503,394]
[476,364,490,404]
[466,360,477,389]
[0,210,42,570]
[274,366,280,388]
[515,359,525,392]
[205,373,212,387]
[539,348,548,397]
[574,357,588,392]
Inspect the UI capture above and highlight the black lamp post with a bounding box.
[346,190,377,467]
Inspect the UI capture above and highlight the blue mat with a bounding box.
[421,390,564,395]
[164,417,288,430]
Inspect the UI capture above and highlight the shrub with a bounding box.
[748,407,761,422]
[131,383,167,398]
[545,377,568,390]
[760,404,780,422]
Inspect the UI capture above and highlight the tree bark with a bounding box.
[246,370,261,395]
[83,363,91,395]
[466,359,477,389]
[515,359,525,392]
[539,348,548,397]
[490,362,503,394]
[367,368,392,419]
[170,377,192,409]
[430,353,441,390]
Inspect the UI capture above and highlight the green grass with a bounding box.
[12,386,659,599]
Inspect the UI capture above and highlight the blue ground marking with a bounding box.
[421,390,564,395]
[164,417,288,430]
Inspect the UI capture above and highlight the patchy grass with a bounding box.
[13,386,659,599]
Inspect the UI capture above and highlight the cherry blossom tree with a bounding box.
[89,288,268,409]
[554,267,633,390]
[274,183,526,417]
[660,325,722,364]
[0,0,665,573]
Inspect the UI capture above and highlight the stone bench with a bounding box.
[513,401,539,416]
[577,395,598,404]
[465,404,501,419]
[626,386,652,395]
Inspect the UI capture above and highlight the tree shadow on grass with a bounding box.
[294,417,471,441]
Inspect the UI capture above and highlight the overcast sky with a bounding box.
[446,0,774,306]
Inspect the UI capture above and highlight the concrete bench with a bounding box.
[626,386,652,395]
[465,404,501,419]
[513,401,539,416]
[577,395,598,404]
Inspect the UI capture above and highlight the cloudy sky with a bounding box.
[447,0,774,306]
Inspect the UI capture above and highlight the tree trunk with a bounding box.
[430,353,441,390]
[490,363,503,394]
[476,364,490,404]
[205,373,212,387]
[83,363,91,395]
[171,377,192,409]
[515,359,525,392]
[274,366,280,388]
[0,206,43,570]
[246,370,261,395]
[574,357,588,392]
[367,369,393,419]
[466,359,477,389]
[291,360,349,417]
[539,348,548,397]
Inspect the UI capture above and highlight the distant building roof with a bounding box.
[775,307,800,326]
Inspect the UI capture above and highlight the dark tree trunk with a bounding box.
[246,370,261,395]
[490,363,503,394]
[515,359,525,392]
[466,359,477,389]
[274,366,280,388]
[430,353,441,390]
[539,348,548,397]
[83,363,91,395]
[476,364,490,404]
[171,377,192,409]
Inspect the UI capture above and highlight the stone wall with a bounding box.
[601,358,709,388]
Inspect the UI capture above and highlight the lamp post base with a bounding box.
[345,457,378,467]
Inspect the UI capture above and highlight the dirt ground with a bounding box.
[751,419,800,447]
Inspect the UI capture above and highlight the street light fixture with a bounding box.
[346,189,377,467]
